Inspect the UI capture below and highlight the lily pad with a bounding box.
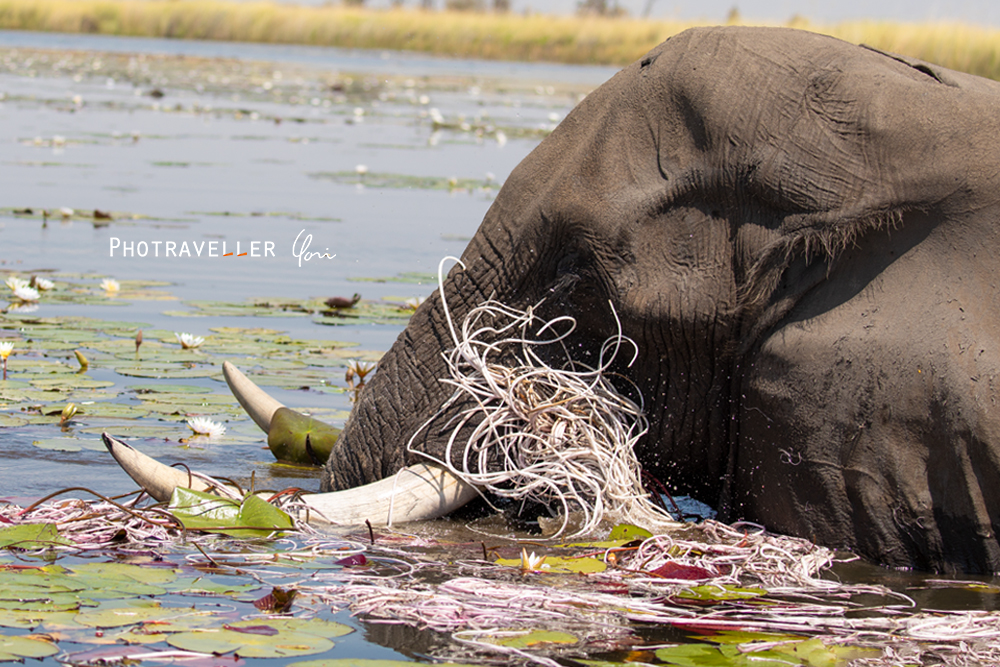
[0,633,59,661]
[0,524,72,550]
[167,488,295,538]
[492,629,578,649]
[674,585,767,602]
[75,605,203,629]
[494,554,606,574]
[167,619,344,658]
[0,414,29,427]
[655,637,880,667]
[32,437,107,453]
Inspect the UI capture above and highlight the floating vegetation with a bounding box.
[0,280,394,461]
[310,170,499,194]
[1,260,998,662]
[190,210,341,223]
[2,488,999,666]
[408,259,674,538]
[349,271,437,285]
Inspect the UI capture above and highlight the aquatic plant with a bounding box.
[407,258,677,537]
[186,416,226,439]
[175,331,205,349]
[0,340,12,380]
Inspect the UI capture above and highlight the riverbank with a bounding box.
[1,0,1000,78]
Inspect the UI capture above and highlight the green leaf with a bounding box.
[607,524,653,541]
[167,488,295,538]
[74,605,203,629]
[494,555,606,574]
[675,585,767,602]
[267,407,341,465]
[492,629,577,649]
[0,524,72,550]
[0,633,59,661]
[167,622,336,658]
[69,562,178,586]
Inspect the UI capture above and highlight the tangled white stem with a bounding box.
[407,257,679,537]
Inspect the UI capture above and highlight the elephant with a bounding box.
[108,26,1000,574]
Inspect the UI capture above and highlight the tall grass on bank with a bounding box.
[2,0,1000,80]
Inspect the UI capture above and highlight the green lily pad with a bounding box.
[72,403,151,419]
[30,377,116,390]
[130,384,212,394]
[0,633,59,661]
[33,436,111,452]
[112,364,217,379]
[655,637,880,667]
[607,523,653,541]
[494,554,606,574]
[167,619,341,658]
[0,608,74,629]
[169,577,260,597]
[167,488,295,538]
[75,605,202,628]
[492,629,577,649]
[79,424,189,438]
[675,585,767,602]
[0,413,28,427]
[69,562,178,586]
[0,524,72,550]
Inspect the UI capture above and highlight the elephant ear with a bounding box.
[267,407,341,466]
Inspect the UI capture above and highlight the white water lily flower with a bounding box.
[521,548,547,572]
[5,277,28,292]
[12,285,39,302]
[100,278,120,293]
[347,359,376,381]
[403,296,426,311]
[0,341,13,360]
[175,332,205,349]
[355,164,368,176]
[33,277,54,291]
[187,417,226,439]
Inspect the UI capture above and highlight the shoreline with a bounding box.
[1,1,1000,79]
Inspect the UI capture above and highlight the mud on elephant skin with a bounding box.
[317,25,1000,574]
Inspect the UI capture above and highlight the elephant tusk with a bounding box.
[223,361,284,433]
[102,433,479,525]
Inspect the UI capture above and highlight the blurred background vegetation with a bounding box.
[1,0,999,79]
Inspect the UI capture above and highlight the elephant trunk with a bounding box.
[322,259,492,492]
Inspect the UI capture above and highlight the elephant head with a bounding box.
[323,26,1000,573]
[109,26,1000,573]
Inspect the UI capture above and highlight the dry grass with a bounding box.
[2,0,1000,79]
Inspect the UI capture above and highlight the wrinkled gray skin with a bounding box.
[324,26,1000,574]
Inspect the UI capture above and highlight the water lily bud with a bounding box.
[60,403,79,424]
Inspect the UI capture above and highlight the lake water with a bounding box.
[2,30,999,667]
[0,29,606,498]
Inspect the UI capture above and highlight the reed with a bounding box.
[3,0,1000,79]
